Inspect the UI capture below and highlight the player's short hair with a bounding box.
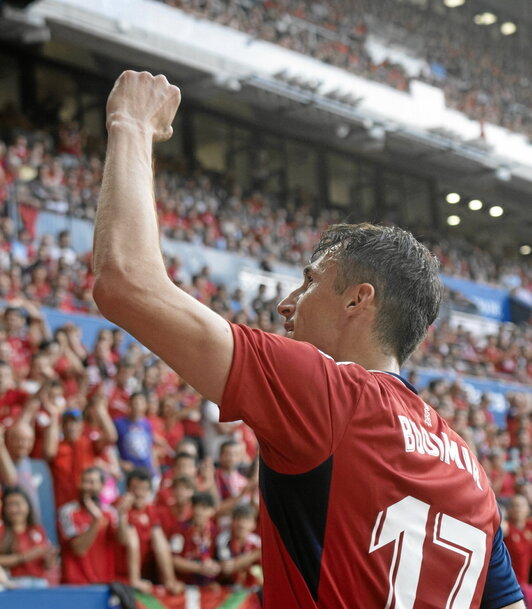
[191,491,215,508]
[126,467,152,489]
[233,503,257,520]
[312,223,443,364]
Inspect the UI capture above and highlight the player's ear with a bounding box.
[345,283,375,314]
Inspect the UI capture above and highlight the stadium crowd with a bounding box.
[1,125,531,289]
[161,0,532,139]
[0,117,531,596]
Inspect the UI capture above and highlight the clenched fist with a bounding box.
[106,70,181,142]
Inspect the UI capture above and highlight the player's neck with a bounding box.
[349,352,400,374]
[334,333,400,373]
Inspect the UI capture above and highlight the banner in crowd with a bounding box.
[440,274,511,322]
[135,587,261,609]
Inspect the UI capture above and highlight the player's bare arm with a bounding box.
[93,71,234,404]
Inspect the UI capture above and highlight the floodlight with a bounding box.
[447,215,461,226]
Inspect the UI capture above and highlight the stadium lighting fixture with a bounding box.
[447,215,461,226]
[488,206,504,217]
[468,199,483,211]
[519,245,531,256]
[446,193,461,204]
[474,13,497,25]
[444,0,465,7]
[500,22,517,36]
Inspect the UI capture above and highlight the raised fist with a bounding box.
[106,70,181,142]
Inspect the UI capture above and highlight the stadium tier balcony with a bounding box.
[159,0,531,140]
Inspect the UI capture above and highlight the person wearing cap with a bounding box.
[43,395,117,509]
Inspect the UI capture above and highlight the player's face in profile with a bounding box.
[277,253,346,356]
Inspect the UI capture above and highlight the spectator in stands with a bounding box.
[0,360,29,426]
[158,450,218,509]
[56,230,76,267]
[44,400,117,508]
[114,392,156,474]
[0,422,41,518]
[0,486,56,587]
[504,494,532,601]
[216,503,261,590]
[57,466,127,585]
[114,467,183,594]
[214,440,255,518]
[106,360,137,420]
[170,491,220,586]
[158,393,185,468]
[158,475,195,537]
[486,449,516,504]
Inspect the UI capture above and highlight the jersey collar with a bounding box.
[369,370,418,395]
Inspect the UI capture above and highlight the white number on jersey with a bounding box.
[369,496,487,609]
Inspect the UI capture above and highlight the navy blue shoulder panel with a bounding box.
[259,455,333,601]
[481,525,524,609]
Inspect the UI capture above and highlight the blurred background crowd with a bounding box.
[0,111,530,597]
[163,0,532,138]
[0,0,530,602]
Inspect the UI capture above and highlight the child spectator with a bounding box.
[114,467,182,594]
[169,491,220,586]
[216,504,261,589]
[215,440,255,518]
[158,475,195,536]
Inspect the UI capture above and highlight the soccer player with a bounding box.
[93,70,525,609]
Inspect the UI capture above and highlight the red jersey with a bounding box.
[158,502,193,537]
[216,529,262,588]
[169,518,218,586]
[220,325,500,609]
[58,499,118,584]
[115,503,161,577]
[107,384,131,420]
[0,524,49,578]
[504,521,532,585]
[50,436,102,508]
[214,467,248,500]
[0,388,28,427]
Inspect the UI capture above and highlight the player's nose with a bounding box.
[277,293,295,319]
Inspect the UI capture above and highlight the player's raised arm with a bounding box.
[92,71,234,404]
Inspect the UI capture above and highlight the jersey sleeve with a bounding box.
[220,324,368,472]
[480,525,524,609]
